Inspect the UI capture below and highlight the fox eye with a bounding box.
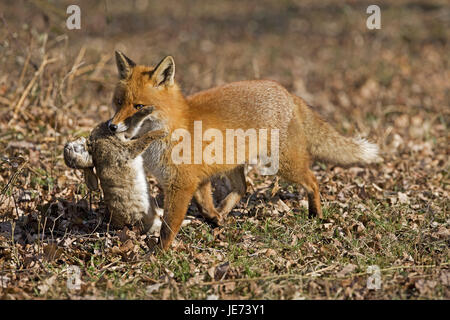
[134,104,145,110]
[116,99,123,106]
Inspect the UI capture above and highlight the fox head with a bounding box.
[109,51,185,139]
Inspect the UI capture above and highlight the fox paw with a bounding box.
[205,215,224,228]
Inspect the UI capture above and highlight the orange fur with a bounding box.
[110,52,381,250]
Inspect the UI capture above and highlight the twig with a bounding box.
[0,160,28,206]
[17,44,32,90]
[0,96,11,106]
[91,54,111,78]
[9,56,58,124]
[191,262,450,287]
[30,0,66,19]
[67,46,86,97]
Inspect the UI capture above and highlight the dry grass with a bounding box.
[0,0,448,299]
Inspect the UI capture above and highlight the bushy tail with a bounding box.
[302,105,382,166]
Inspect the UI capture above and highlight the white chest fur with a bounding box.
[130,155,150,213]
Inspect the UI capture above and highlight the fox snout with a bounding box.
[107,119,128,134]
[109,106,155,135]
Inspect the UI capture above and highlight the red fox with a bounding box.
[109,51,381,250]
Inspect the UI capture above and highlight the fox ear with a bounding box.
[115,51,136,79]
[152,56,175,87]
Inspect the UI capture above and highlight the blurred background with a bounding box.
[1,0,448,128]
[0,0,448,299]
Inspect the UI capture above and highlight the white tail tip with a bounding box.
[353,137,382,164]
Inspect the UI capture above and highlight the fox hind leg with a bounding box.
[279,162,323,219]
[193,165,247,226]
[194,180,223,226]
[217,165,247,218]
[303,171,322,219]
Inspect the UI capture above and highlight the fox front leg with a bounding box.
[159,179,199,250]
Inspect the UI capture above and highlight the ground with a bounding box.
[0,0,448,299]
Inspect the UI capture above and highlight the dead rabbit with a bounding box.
[64,108,167,234]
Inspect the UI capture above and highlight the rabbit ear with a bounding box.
[84,168,99,191]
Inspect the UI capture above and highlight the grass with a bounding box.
[0,0,449,299]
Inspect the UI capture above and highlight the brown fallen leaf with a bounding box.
[440,271,449,286]
[43,243,63,261]
[214,262,230,281]
[119,239,134,253]
[337,264,357,278]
